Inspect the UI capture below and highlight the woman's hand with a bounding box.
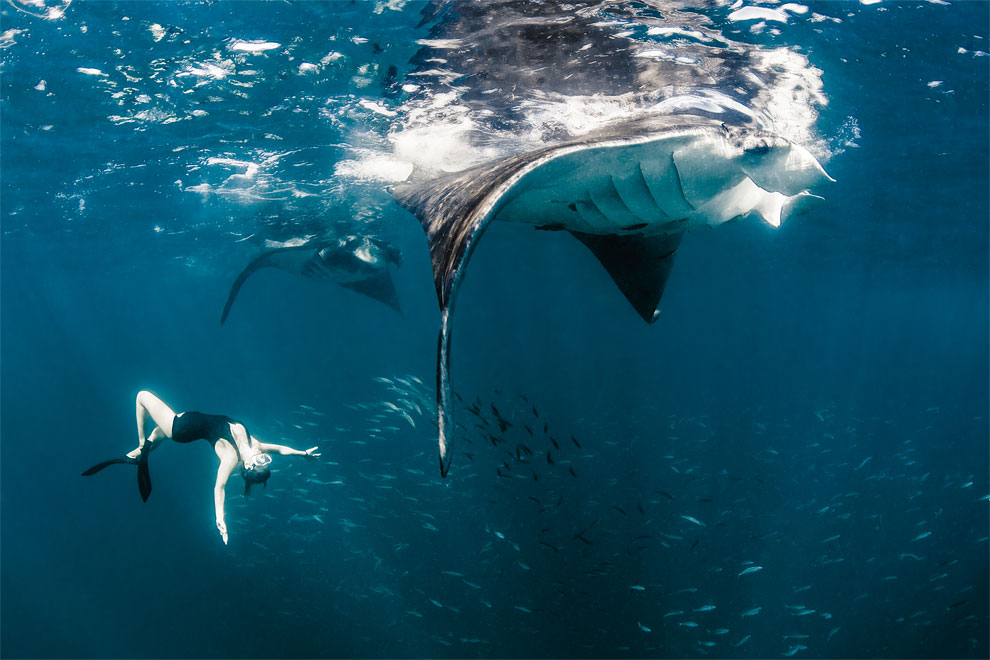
[303,446,320,459]
[216,518,228,545]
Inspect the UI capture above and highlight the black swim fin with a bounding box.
[82,452,151,502]
[137,448,152,502]
[81,456,138,476]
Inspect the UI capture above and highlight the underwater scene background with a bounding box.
[1,0,987,658]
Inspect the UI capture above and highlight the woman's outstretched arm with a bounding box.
[256,441,320,458]
[213,453,237,544]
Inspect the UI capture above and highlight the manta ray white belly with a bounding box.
[488,129,830,236]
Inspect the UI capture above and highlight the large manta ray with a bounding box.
[388,0,832,476]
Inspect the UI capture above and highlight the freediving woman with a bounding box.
[82,390,320,544]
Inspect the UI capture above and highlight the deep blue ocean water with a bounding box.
[1,1,987,658]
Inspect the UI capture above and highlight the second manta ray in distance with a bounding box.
[384,0,834,476]
[220,235,402,324]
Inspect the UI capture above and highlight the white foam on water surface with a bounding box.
[335,154,414,183]
[415,39,463,49]
[728,7,789,23]
[359,99,397,117]
[647,26,709,41]
[149,23,166,42]
[388,117,496,175]
[228,39,280,53]
[264,236,315,249]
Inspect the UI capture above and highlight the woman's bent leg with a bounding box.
[136,391,177,450]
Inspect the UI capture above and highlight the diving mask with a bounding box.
[246,453,272,472]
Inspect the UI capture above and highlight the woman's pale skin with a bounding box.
[130,391,320,544]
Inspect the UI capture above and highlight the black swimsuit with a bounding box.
[172,411,246,455]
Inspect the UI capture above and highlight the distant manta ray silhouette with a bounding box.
[221,237,402,324]
[389,0,833,476]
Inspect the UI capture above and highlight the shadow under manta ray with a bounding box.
[389,0,834,477]
[220,237,402,324]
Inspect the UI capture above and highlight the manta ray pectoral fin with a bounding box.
[394,156,546,477]
[393,162,522,309]
[568,230,684,323]
[340,269,403,314]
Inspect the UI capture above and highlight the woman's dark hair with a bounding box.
[242,468,271,497]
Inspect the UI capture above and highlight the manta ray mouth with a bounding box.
[394,119,832,476]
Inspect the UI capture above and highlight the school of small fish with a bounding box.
[220,376,987,657]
